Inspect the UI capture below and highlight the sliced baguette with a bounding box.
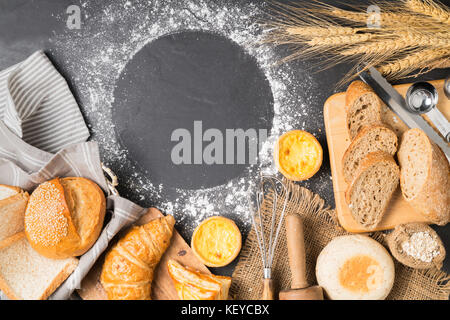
[0,185,29,242]
[0,232,78,300]
[345,80,383,139]
[386,223,445,269]
[345,151,400,229]
[397,128,449,225]
[342,124,398,183]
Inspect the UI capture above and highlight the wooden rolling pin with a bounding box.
[279,214,323,300]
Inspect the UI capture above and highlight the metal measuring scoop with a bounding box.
[406,81,450,142]
[445,75,450,100]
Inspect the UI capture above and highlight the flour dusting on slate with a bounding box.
[51,0,324,238]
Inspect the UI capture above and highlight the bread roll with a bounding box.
[345,80,383,139]
[316,235,394,300]
[0,185,29,242]
[397,128,449,225]
[24,177,106,259]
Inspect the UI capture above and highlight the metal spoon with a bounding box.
[406,81,450,142]
[444,75,450,100]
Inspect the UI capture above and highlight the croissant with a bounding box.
[100,215,175,300]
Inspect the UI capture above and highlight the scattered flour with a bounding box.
[50,0,321,237]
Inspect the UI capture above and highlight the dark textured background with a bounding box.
[0,0,448,279]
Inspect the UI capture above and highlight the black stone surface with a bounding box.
[0,0,448,279]
[112,30,274,190]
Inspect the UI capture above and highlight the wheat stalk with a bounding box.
[330,8,441,29]
[285,26,357,37]
[429,57,450,69]
[264,0,450,82]
[406,0,450,24]
[379,48,450,77]
[308,33,374,46]
[341,31,450,56]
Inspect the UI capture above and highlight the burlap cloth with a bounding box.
[230,180,450,300]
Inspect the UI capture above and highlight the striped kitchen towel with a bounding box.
[0,50,89,153]
[0,124,147,300]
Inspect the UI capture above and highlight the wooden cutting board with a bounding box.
[77,208,210,300]
[324,79,449,233]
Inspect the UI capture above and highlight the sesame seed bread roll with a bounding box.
[24,177,106,259]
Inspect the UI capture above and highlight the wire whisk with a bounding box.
[248,175,288,300]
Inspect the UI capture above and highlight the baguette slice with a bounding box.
[397,128,449,225]
[0,185,29,242]
[0,233,78,300]
[345,151,400,229]
[386,223,445,269]
[345,80,383,139]
[342,124,398,183]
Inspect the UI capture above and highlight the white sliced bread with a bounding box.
[397,128,449,225]
[345,151,400,229]
[0,232,78,300]
[342,124,398,183]
[0,185,29,242]
[345,80,383,139]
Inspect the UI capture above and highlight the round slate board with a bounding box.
[112,31,274,190]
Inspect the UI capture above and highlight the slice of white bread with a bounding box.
[342,125,398,183]
[345,80,383,139]
[0,232,78,300]
[345,151,400,229]
[0,185,29,242]
[397,128,449,225]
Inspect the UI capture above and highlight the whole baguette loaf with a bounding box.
[100,215,175,300]
[397,128,449,225]
[346,151,399,229]
[0,185,29,242]
[342,124,398,183]
[345,80,383,139]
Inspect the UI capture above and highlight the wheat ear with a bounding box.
[406,0,450,24]
[378,48,450,77]
[285,26,357,37]
[341,31,450,56]
[308,33,374,46]
[331,8,439,27]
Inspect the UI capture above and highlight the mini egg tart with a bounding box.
[191,216,242,267]
[274,130,323,181]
